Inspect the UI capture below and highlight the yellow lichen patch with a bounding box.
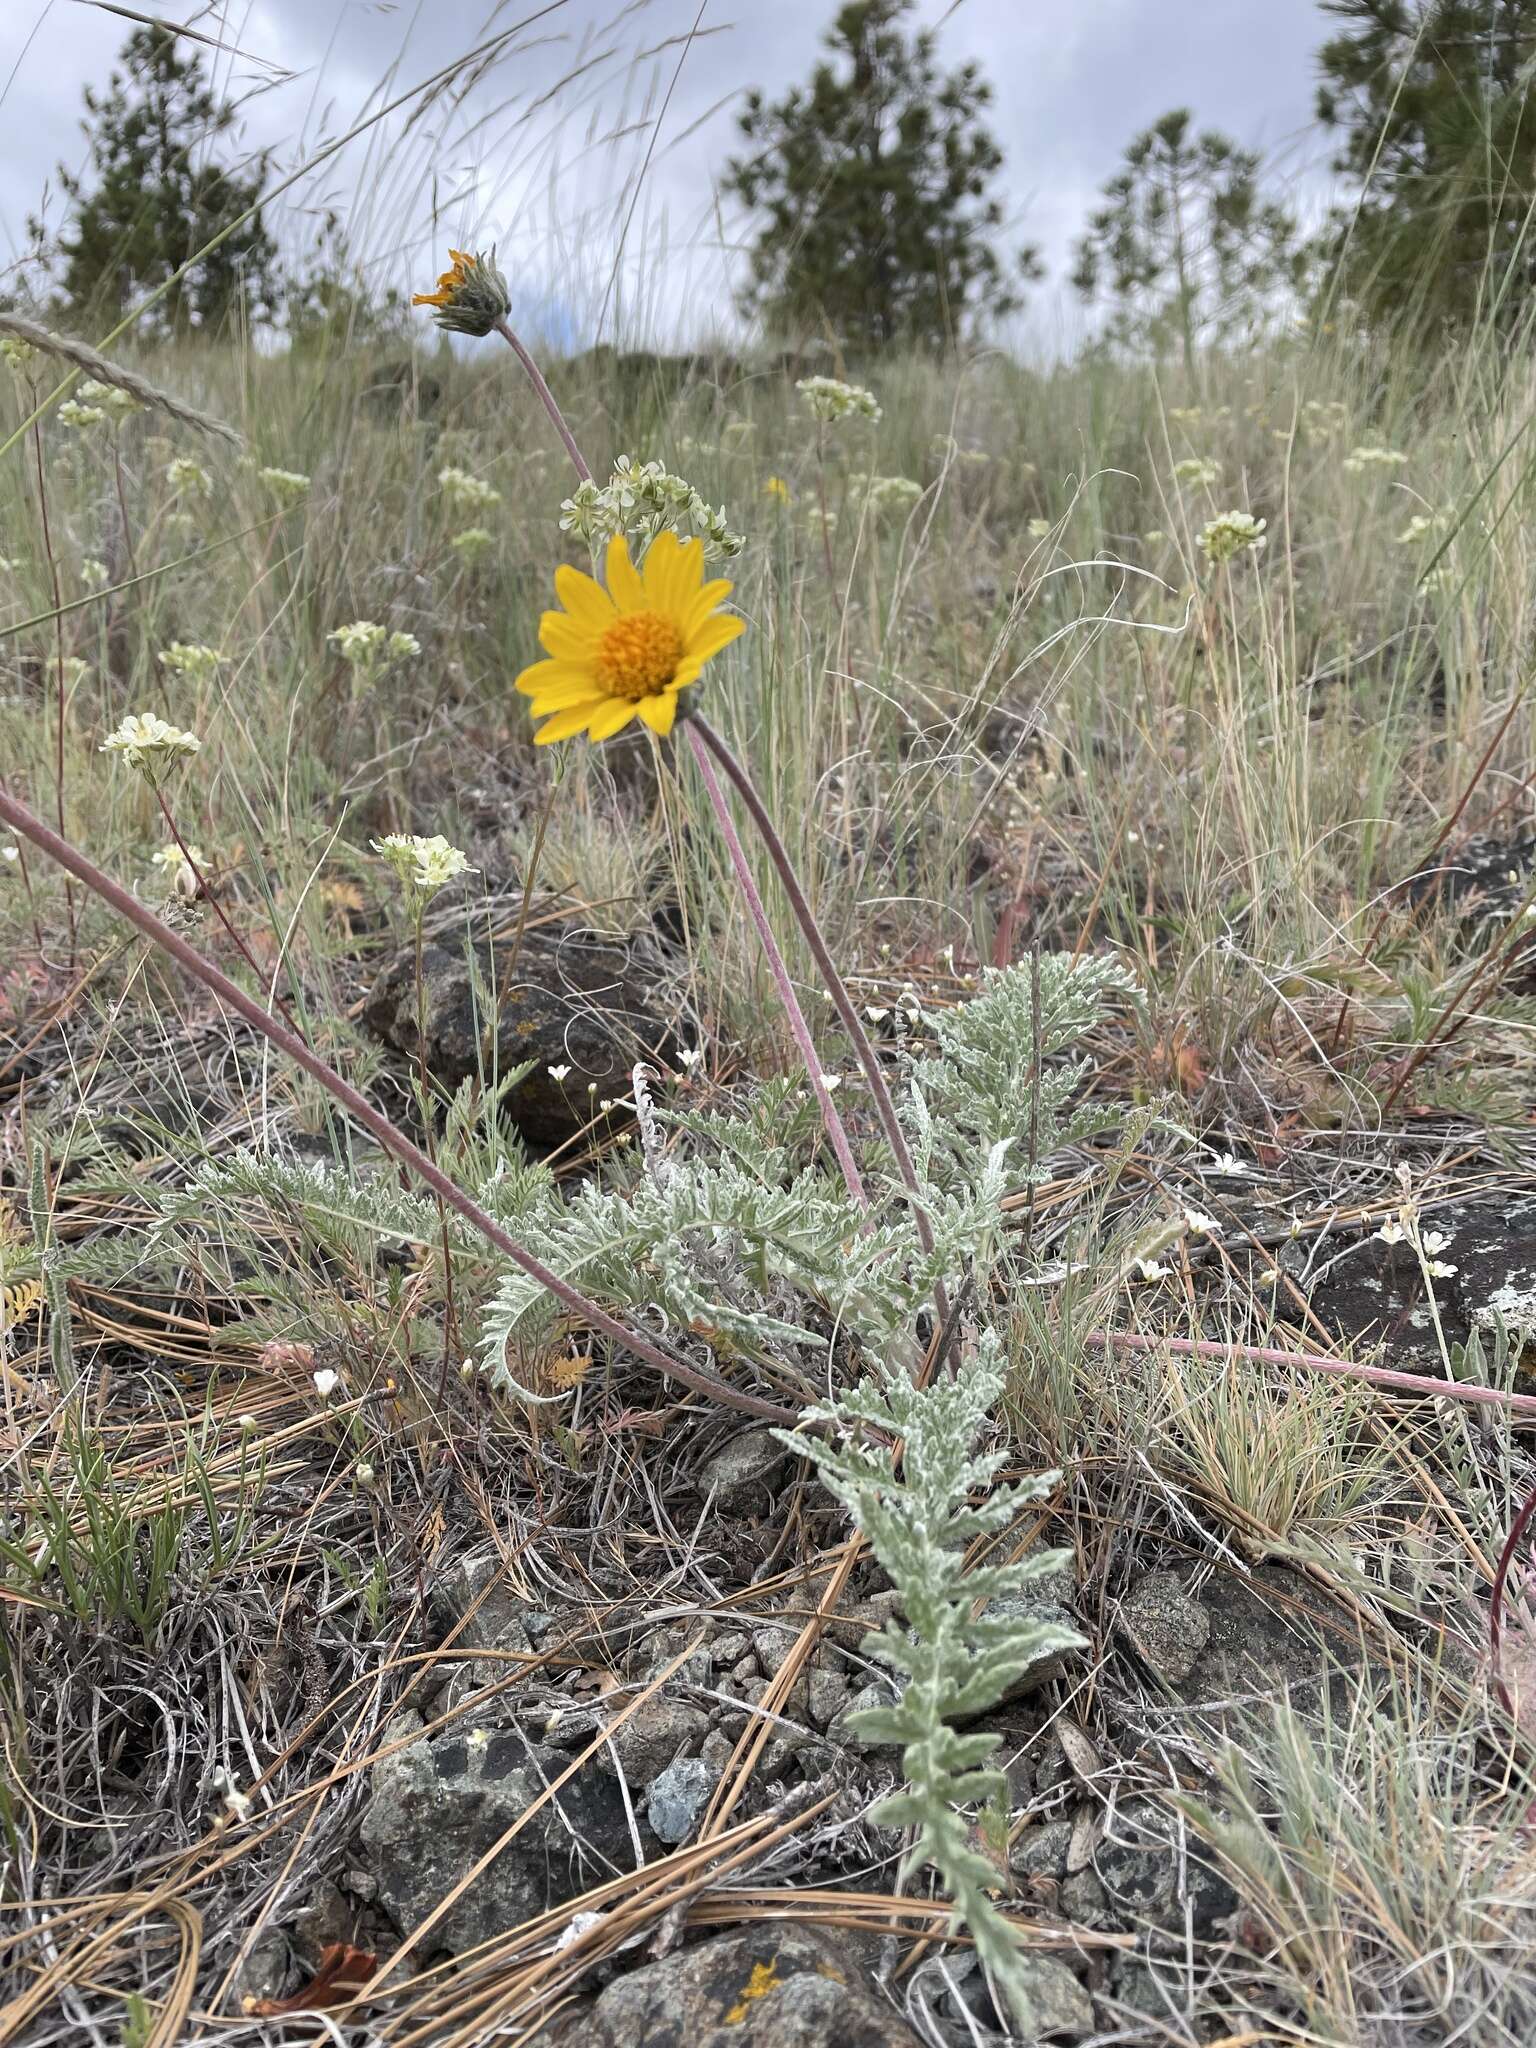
[814,1960,848,1985]
[723,1959,781,2022]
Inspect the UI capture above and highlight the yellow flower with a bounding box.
[411,247,510,337]
[413,248,474,309]
[516,532,743,744]
[763,475,790,503]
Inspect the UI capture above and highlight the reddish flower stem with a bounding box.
[0,784,796,1428]
[684,722,868,1209]
[492,319,592,485]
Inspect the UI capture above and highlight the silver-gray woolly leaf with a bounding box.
[776,1334,1086,2036]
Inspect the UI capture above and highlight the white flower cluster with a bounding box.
[1,337,37,375]
[258,466,311,502]
[1197,510,1267,564]
[78,377,139,422]
[796,375,881,425]
[450,527,496,561]
[57,400,106,430]
[559,456,744,563]
[1395,511,1448,547]
[166,458,213,497]
[438,465,501,513]
[1302,398,1348,434]
[1172,456,1221,488]
[159,641,222,683]
[859,475,925,519]
[1342,445,1407,474]
[100,711,201,778]
[150,842,205,899]
[372,832,475,898]
[328,621,421,672]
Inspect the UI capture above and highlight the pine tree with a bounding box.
[1071,109,1304,376]
[42,26,279,334]
[722,0,1034,349]
[1315,0,1536,332]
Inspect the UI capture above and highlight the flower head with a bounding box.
[516,531,743,745]
[166,458,212,497]
[796,375,881,425]
[78,378,139,422]
[328,622,421,677]
[1342,445,1407,474]
[1,337,37,376]
[763,475,791,503]
[150,842,205,899]
[450,526,496,562]
[160,641,222,683]
[57,400,106,430]
[860,474,924,519]
[1173,457,1221,488]
[258,466,311,502]
[100,711,200,781]
[1197,510,1267,565]
[438,465,501,513]
[373,832,475,899]
[412,246,511,338]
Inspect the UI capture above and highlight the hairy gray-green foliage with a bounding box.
[908,952,1137,1181]
[780,1335,1083,2032]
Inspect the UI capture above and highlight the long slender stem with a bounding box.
[492,320,592,484]
[689,710,936,1256]
[154,787,299,1030]
[32,419,76,960]
[684,723,868,1210]
[0,785,796,1428]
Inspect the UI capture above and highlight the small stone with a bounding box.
[827,1680,903,1751]
[1000,1952,1093,2037]
[1009,1819,1074,1882]
[753,1626,799,1676]
[561,1924,920,2046]
[698,1428,789,1514]
[1119,1573,1211,1685]
[646,1756,720,1844]
[602,1697,709,1786]
[806,1668,850,1729]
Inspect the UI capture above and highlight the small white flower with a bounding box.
[1133,1258,1172,1282]
[57,400,106,429]
[1342,444,1407,474]
[100,711,201,780]
[796,374,881,425]
[159,641,222,683]
[1207,1151,1245,1175]
[1172,456,1221,488]
[312,1368,340,1398]
[547,1063,572,1082]
[865,1006,889,1023]
[165,457,213,497]
[258,466,310,501]
[149,842,205,898]
[237,1412,258,1432]
[678,1047,704,1069]
[354,1461,376,1486]
[0,337,38,374]
[1375,1221,1407,1246]
[210,1767,251,1822]
[80,557,109,588]
[78,378,138,421]
[1420,1229,1453,1256]
[373,832,474,899]
[2,845,18,864]
[1426,1259,1458,1279]
[1197,510,1267,565]
[438,464,502,512]
[450,526,496,561]
[1027,516,1053,539]
[820,1073,841,1091]
[1183,1208,1222,1236]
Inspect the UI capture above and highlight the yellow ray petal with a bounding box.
[637,691,679,736]
[683,579,734,636]
[641,530,695,613]
[585,697,641,741]
[538,611,600,663]
[527,677,607,713]
[515,658,589,698]
[605,535,646,613]
[554,562,616,628]
[533,701,606,744]
[684,612,745,662]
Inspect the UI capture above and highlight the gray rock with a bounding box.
[433,1552,535,1655]
[601,1697,709,1786]
[827,1680,903,1750]
[973,1543,1083,1704]
[646,1756,720,1843]
[363,922,677,1149]
[1089,1798,1239,1935]
[1009,1818,1074,1883]
[753,1625,799,1676]
[1001,1952,1093,2038]
[360,1725,636,1954]
[551,1924,920,2046]
[805,1668,850,1729]
[699,1429,789,1513]
[1119,1572,1211,1685]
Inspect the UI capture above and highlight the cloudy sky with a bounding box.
[1,0,1339,347]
